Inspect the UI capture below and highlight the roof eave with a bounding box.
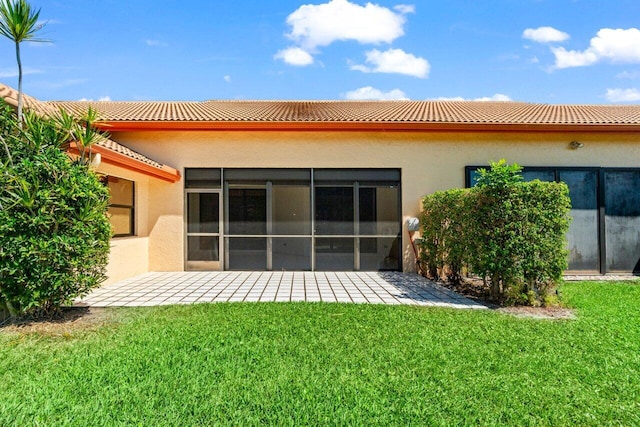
[68,142,181,183]
[94,120,640,133]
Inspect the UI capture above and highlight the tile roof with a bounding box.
[48,100,640,127]
[94,134,162,168]
[0,83,179,182]
[0,83,58,116]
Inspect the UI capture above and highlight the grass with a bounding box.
[1,281,639,426]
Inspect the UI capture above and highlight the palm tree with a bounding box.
[0,0,46,122]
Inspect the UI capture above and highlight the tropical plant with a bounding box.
[0,101,111,317]
[0,0,47,122]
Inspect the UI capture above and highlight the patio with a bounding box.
[75,271,487,309]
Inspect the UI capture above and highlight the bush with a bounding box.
[0,102,111,317]
[420,189,470,283]
[419,160,571,305]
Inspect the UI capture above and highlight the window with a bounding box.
[465,166,640,274]
[103,176,135,237]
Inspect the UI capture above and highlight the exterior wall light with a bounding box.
[406,217,420,232]
[90,152,102,168]
[569,141,584,149]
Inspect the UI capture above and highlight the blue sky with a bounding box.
[1,0,640,103]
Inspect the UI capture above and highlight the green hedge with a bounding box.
[420,160,571,305]
[0,102,111,317]
[419,189,470,284]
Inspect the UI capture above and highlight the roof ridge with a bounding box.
[48,99,640,108]
[19,85,636,126]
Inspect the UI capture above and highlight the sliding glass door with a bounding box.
[359,185,401,270]
[272,184,312,270]
[604,170,640,273]
[224,169,314,271]
[315,186,355,270]
[226,187,268,270]
[559,170,599,272]
[314,169,401,271]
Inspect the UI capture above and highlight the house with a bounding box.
[2,82,640,282]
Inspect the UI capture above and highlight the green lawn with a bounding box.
[1,282,639,426]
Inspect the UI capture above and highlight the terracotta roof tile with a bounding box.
[46,99,640,126]
[0,83,57,116]
[95,134,163,169]
[0,83,178,181]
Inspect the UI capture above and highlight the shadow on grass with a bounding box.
[0,307,121,336]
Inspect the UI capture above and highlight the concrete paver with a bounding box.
[76,271,486,309]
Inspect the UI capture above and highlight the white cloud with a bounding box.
[343,86,409,100]
[551,47,598,68]
[78,96,111,102]
[394,4,415,14]
[350,48,429,78]
[474,94,512,102]
[552,28,640,69]
[605,88,640,102]
[0,67,43,78]
[145,39,168,47]
[522,26,570,43]
[285,0,407,50]
[433,94,512,102]
[274,47,314,66]
[224,75,231,83]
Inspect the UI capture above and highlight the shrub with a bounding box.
[474,159,523,189]
[467,162,528,298]
[0,102,111,317]
[515,180,571,294]
[420,189,470,283]
[420,160,571,305]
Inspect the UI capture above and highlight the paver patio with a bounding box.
[75,271,487,309]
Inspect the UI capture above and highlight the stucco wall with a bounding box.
[97,163,151,284]
[105,237,149,284]
[110,129,640,273]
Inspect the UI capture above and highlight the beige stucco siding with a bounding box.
[104,237,149,284]
[96,163,151,284]
[110,129,640,273]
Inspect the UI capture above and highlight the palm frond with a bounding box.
[0,0,48,43]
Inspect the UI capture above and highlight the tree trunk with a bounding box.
[0,296,17,319]
[16,41,23,123]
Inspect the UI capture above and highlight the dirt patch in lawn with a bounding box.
[437,277,577,320]
[0,307,124,336]
[495,306,576,320]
